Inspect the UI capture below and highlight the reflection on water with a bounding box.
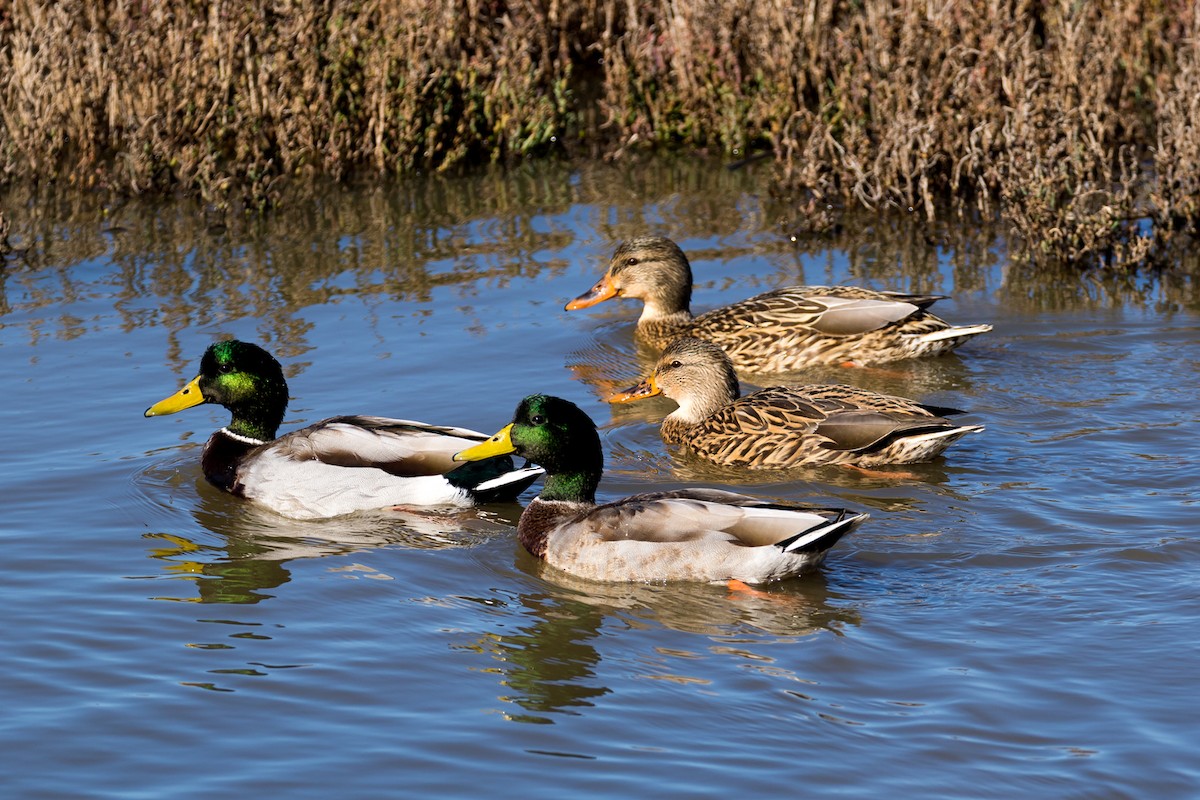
[2,159,795,362]
[143,531,294,605]
[457,560,863,725]
[458,592,609,725]
[4,161,1199,369]
[533,566,862,639]
[176,615,313,694]
[135,456,524,604]
[141,504,522,604]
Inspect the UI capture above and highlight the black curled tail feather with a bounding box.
[916,402,968,417]
[777,509,869,554]
[445,456,544,503]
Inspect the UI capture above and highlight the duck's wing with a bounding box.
[235,415,542,518]
[275,415,490,476]
[578,489,857,548]
[700,387,828,436]
[878,290,947,310]
[767,385,977,452]
[701,287,922,336]
[661,388,829,466]
[695,384,972,456]
[791,384,964,416]
[786,294,922,335]
[235,454,480,519]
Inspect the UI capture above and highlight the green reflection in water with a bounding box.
[144,531,291,605]
[456,565,863,725]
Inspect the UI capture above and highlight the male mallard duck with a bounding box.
[145,340,542,520]
[565,236,992,369]
[609,337,983,468]
[454,394,868,583]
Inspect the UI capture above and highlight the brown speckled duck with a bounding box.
[566,236,992,369]
[609,337,983,468]
[454,394,868,584]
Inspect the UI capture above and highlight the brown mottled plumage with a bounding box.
[610,337,983,468]
[566,236,992,369]
[454,395,868,584]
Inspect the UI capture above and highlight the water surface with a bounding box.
[2,160,1198,798]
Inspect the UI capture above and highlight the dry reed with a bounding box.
[1,0,1197,269]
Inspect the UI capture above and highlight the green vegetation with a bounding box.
[1,1,1198,268]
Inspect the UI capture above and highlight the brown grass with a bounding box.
[1,1,1198,269]
[0,0,583,206]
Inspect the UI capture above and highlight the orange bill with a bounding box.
[607,375,661,403]
[564,273,618,310]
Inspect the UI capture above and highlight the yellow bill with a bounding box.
[454,424,516,461]
[144,375,206,417]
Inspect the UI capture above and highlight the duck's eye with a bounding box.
[530,414,546,425]
[217,363,234,374]
[626,257,638,266]
[670,360,682,369]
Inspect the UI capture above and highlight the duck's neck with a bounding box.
[225,406,281,443]
[638,302,693,327]
[220,374,287,441]
[638,310,696,351]
[538,470,599,504]
[667,373,741,426]
[635,262,694,325]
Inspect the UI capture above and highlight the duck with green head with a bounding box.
[566,236,992,369]
[145,340,542,519]
[454,394,868,583]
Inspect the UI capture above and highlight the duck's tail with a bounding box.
[919,323,993,344]
[778,509,870,554]
[888,424,985,462]
[447,459,544,504]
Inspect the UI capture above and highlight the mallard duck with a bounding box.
[565,236,992,369]
[453,394,868,583]
[609,337,983,468]
[144,340,542,520]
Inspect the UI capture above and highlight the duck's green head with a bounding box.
[145,340,289,442]
[455,394,603,503]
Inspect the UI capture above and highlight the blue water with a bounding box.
[2,161,1198,798]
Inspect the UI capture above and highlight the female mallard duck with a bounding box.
[565,236,992,369]
[609,337,983,468]
[454,394,868,583]
[145,340,542,520]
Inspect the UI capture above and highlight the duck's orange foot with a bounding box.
[727,578,776,600]
[839,360,914,380]
[843,463,919,480]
